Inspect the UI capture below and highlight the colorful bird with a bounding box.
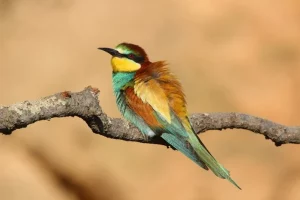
[99,43,240,189]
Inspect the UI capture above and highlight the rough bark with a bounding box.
[0,86,299,146]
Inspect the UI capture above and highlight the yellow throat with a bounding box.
[111,57,141,72]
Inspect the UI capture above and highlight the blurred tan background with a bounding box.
[1,0,300,199]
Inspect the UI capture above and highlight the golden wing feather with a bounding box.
[133,61,192,128]
[134,74,171,123]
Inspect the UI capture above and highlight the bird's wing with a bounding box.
[125,86,209,170]
[125,86,164,129]
[122,61,190,139]
[133,62,192,131]
[134,68,171,123]
[124,62,209,169]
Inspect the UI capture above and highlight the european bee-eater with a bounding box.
[99,43,240,189]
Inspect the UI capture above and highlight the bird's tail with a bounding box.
[161,132,241,189]
[189,131,241,189]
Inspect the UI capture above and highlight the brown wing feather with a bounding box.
[125,87,162,128]
[134,65,171,123]
[134,61,193,131]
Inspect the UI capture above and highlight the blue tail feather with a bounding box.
[161,132,208,170]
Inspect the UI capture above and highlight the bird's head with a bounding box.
[99,43,149,72]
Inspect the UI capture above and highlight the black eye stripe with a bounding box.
[122,53,144,63]
[134,56,144,63]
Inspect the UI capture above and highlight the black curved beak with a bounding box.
[98,47,119,56]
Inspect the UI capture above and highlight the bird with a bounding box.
[98,42,241,189]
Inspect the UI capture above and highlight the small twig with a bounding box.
[0,86,299,146]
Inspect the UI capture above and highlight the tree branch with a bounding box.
[0,86,299,146]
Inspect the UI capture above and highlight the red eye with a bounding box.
[128,54,134,59]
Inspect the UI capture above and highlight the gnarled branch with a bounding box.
[0,86,299,146]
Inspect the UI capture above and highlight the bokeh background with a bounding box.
[1,0,300,199]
